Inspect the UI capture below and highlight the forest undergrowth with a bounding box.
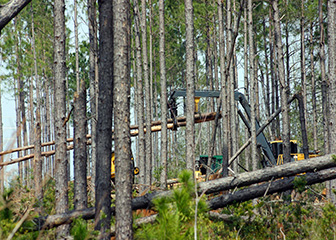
[0,171,335,239]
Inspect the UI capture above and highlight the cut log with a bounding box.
[0,0,31,30]
[0,111,218,159]
[33,154,336,230]
[199,154,336,194]
[208,167,336,209]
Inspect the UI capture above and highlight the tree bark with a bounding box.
[320,0,329,154]
[53,0,69,235]
[300,0,308,121]
[327,0,336,204]
[31,2,42,203]
[310,21,317,152]
[114,0,132,238]
[73,80,88,210]
[0,0,31,30]
[95,0,113,236]
[88,0,98,195]
[159,0,168,188]
[296,93,309,159]
[133,0,146,188]
[248,0,258,171]
[244,0,250,171]
[272,0,291,164]
[141,0,152,187]
[218,0,228,177]
[208,168,336,210]
[184,0,195,173]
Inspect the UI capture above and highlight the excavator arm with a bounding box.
[168,89,277,167]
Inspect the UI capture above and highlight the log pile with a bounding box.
[33,154,336,230]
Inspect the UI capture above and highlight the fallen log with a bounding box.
[1,111,219,158]
[0,0,31,30]
[33,154,336,230]
[208,167,336,209]
[199,154,336,194]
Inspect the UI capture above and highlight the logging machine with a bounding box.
[270,139,319,165]
[169,89,277,168]
[111,152,139,180]
[168,89,319,176]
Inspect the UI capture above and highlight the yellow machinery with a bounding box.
[111,152,139,179]
[270,140,319,165]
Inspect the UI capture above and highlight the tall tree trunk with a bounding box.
[54,0,69,236]
[262,19,271,136]
[229,0,238,169]
[327,0,336,204]
[320,0,329,154]
[159,0,168,188]
[272,0,291,164]
[185,0,195,173]
[14,89,22,179]
[133,0,145,187]
[269,7,277,138]
[218,0,228,176]
[141,0,152,186]
[149,0,155,184]
[74,0,79,91]
[95,0,113,236]
[44,77,52,176]
[88,0,98,193]
[244,0,250,170]
[212,13,221,156]
[114,0,132,237]
[248,0,258,171]
[73,0,88,210]
[300,0,308,122]
[74,80,88,210]
[310,22,318,152]
[14,17,28,183]
[31,3,42,202]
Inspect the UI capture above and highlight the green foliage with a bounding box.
[135,170,210,239]
[70,217,89,240]
[293,176,307,193]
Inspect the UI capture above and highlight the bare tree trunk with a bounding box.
[269,7,277,138]
[54,0,69,235]
[218,0,228,176]
[310,22,318,152]
[185,0,195,174]
[88,0,98,194]
[149,0,155,184]
[159,0,168,188]
[114,0,132,237]
[44,78,52,176]
[95,0,113,236]
[141,0,152,186]
[14,17,28,183]
[272,0,291,164]
[327,0,336,204]
[31,3,42,202]
[133,0,146,187]
[320,0,329,154]
[212,12,221,156]
[74,80,88,210]
[300,0,308,127]
[243,1,250,171]
[0,0,32,30]
[248,0,258,171]
[230,0,238,171]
